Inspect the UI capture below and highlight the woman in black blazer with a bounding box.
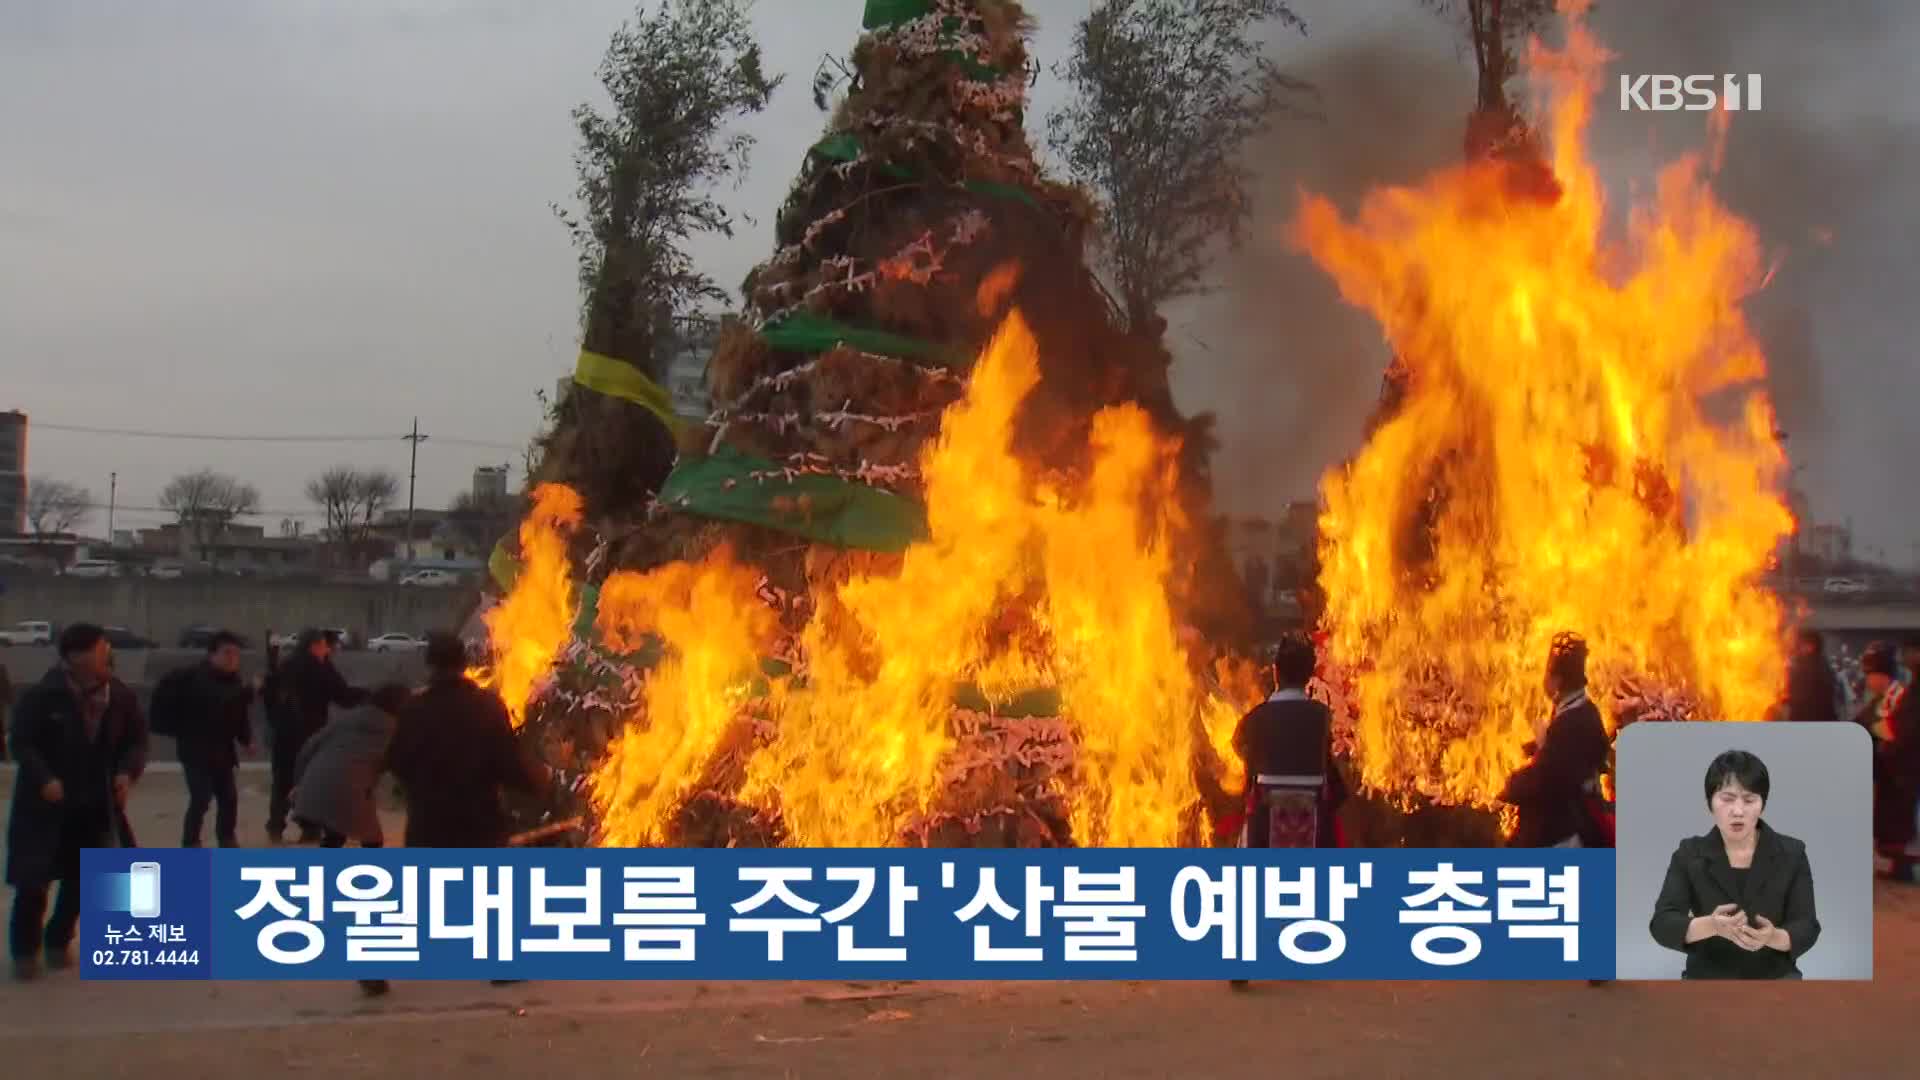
[1649,749,1820,979]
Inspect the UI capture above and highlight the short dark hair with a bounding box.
[424,631,469,673]
[57,622,105,658]
[1862,641,1898,676]
[296,628,332,651]
[206,631,243,654]
[1704,749,1770,806]
[1796,628,1824,652]
[1901,634,1920,653]
[368,682,414,716]
[1271,633,1316,688]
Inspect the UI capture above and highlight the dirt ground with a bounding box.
[2,767,1917,1078]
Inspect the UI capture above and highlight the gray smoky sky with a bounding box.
[1,1,1914,561]
[1208,0,1920,563]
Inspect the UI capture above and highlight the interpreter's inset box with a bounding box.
[1614,721,1872,980]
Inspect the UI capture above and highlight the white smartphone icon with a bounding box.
[128,862,162,919]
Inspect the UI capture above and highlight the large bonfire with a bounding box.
[474,5,1794,848]
[475,0,1252,850]
[1299,15,1793,813]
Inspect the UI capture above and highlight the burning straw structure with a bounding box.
[484,0,1253,850]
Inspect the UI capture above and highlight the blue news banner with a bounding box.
[79,848,1614,981]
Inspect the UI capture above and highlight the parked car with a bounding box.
[367,632,426,653]
[63,559,122,579]
[103,626,156,650]
[1823,577,1868,595]
[399,569,460,588]
[0,620,54,646]
[147,562,185,580]
[178,625,250,650]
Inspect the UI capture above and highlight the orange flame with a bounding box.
[476,482,583,729]
[1293,19,1792,807]
[565,307,1237,847]
[590,545,778,846]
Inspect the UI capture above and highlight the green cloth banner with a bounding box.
[863,0,933,27]
[489,537,521,591]
[808,135,1039,208]
[759,310,960,367]
[658,446,930,552]
[574,348,683,431]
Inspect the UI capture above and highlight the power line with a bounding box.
[32,421,522,451]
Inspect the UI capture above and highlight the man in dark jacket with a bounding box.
[6,623,148,981]
[267,629,367,845]
[1232,633,1344,850]
[363,633,546,998]
[1782,629,1840,724]
[177,631,254,848]
[387,632,548,848]
[1502,632,1612,849]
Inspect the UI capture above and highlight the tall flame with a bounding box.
[1294,20,1793,806]
[477,482,584,729]
[575,307,1240,847]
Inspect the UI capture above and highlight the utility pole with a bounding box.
[402,418,429,579]
[107,472,116,543]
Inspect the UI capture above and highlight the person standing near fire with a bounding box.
[1226,632,1345,991]
[6,623,148,981]
[1873,636,1920,880]
[1502,632,1612,849]
[266,629,368,845]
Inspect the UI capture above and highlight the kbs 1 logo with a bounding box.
[1618,74,1762,112]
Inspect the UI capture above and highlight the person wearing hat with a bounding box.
[1225,631,1345,991]
[265,629,368,845]
[1501,632,1613,849]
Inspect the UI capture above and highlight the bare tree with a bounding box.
[25,477,92,539]
[351,469,399,543]
[306,466,360,548]
[160,469,261,564]
[1047,0,1311,336]
[306,466,400,565]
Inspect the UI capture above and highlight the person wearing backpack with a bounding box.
[153,631,255,848]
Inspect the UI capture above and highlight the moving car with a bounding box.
[399,569,460,588]
[64,559,122,579]
[367,632,426,653]
[0,620,54,646]
[103,626,156,649]
[179,625,250,650]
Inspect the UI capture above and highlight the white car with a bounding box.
[367,632,425,653]
[399,569,460,588]
[147,563,185,580]
[64,559,121,579]
[0,620,53,646]
[1823,577,1868,595]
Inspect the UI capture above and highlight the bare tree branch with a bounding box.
[160,469,260,565]
[25,477,92,538]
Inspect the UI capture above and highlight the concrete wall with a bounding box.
[0,576,471,645]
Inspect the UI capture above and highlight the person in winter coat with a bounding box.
[1782,629,1840,724]
[1875,635,1920,878]
[267,629,368,845]
[291,683,410,849]
[174,631,255,848]
[386,633,548,848]
[6,623,147,981]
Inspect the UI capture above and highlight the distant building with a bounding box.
[0,410,25,534]
[473,465,510,503]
